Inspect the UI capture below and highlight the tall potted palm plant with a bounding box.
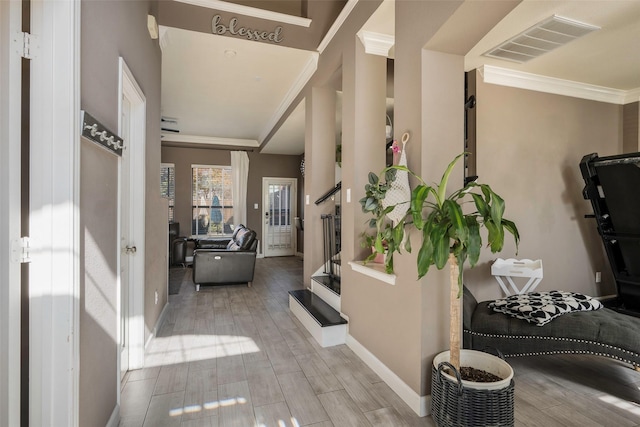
[361,153,519,426]
[409,153,519,371]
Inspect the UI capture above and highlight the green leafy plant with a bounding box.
[359,168,410,273]
[361,153,519,370]
[409,153,519,370]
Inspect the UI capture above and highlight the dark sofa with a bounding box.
[192,225,258,291]
[463,287,640,369]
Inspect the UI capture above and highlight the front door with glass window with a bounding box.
[263,178,297,257]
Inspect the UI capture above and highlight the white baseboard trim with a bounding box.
[296,251,304,258]
[106,403,120,427]
[346,334,430,417]
[145,302,170,351]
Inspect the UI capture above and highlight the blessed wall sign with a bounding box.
[212,15,283,44]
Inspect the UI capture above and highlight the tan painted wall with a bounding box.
[623,102,639,153]
[463,78,623,303]
[334,0,533,399]
[80,140,119,426]
[340,32,426,392]
[225,0,304,17]
[80,1,162,424]
[161,146,302,252]
[303,88,338,282]
[337,0,470,398]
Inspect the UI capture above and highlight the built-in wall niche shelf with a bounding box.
[348,261,396,286]
[81,110,124,156]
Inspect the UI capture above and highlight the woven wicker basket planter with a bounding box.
[431,350,515,427]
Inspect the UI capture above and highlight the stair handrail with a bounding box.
[315,182,341,205]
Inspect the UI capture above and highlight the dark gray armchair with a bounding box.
[192,226,258,291]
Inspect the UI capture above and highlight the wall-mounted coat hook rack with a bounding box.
[81,110,124,156]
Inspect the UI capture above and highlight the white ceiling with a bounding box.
[160,25,316,149]
[160,0,640,156]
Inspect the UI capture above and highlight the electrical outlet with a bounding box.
[155,290,159,304]
[595,271,602,283]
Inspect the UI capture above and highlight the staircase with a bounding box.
[289,213,347,347]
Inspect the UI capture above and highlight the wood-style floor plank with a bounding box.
[317,389,371,427]
[253,401,295,427]
[277,370,330,425]
[245,359,285,407]
[142,391,185,427]
[217,381,255,427]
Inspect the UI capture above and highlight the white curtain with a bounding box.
[231,151,249,228]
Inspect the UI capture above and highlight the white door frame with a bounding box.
[118,58,146,380]
[262,177,298,257]
[29,0,81,425]
[0,2,24,425]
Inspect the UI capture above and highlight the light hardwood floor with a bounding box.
[119,256,640,426]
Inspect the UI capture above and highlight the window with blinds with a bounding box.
[160,163,175,222]
[192,165,234,236]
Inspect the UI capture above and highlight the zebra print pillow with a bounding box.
[489,291,603,326]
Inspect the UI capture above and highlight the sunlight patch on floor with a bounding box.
[143,334,260,368]
[599,395,640,416]
[257,418,301,427]
[170,396,248,417]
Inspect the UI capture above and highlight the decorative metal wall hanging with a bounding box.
[211,14,283,44]
[81,110,124,156]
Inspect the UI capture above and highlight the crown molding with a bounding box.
[159,26,170,51]
[161,133,260,148]
[357,30,394,57]
[259,52,319,143]
[173,0,311,27]
[625,87,640,104]
[317,0,359,54]
[480,65,637,105]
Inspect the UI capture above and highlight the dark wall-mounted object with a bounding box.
[580,152,640,316]
[464,71,477,183]
[81,110,124,156]
[315,181,341,205]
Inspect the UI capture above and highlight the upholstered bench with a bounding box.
[463,287,640,369]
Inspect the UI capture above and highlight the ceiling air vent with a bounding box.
[485,15,600,63]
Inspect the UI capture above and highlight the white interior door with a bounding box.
[119,95,132,379]
[118,58,146,380]
[263,178,297,257]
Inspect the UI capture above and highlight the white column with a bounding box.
[29,0,81,425]
[0,2,24,426]
[303,87,337,284]
[341,35,387,266]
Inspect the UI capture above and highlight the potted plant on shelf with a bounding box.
[360,231,389,264]
[359,168,410,273]
[362,153,520,426]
